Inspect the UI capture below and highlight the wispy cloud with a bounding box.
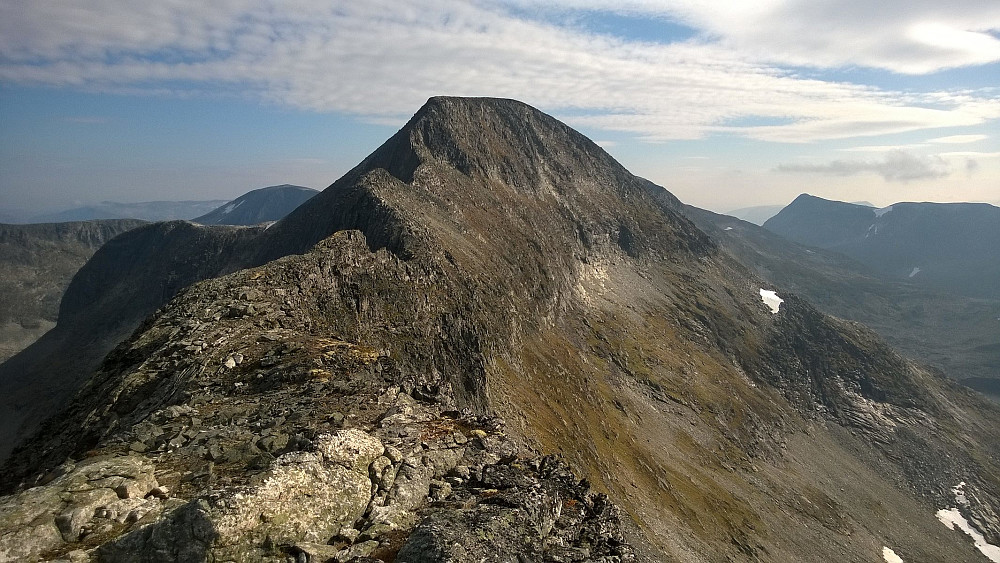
[515,0,1000,74]
[838,144,928,153]
[939,151,1000,158]
[0,1,998,144]
[928,134,988,144]
[776,150,951,182]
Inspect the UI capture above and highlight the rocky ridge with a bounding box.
[1,97,999,562]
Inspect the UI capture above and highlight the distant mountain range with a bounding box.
[764,193,1000,299]
[684,205,1000,401]
[26,199,229,223]
[0,184,316,383]
[192,184,318,225]
[723,204,785,225]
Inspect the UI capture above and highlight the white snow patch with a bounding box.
[936,482,1000,562]
[724,226,733,231]
[874,205,893,218]
[882,546,904,563]
[908,267,921,278]
[222,200,245,215]
[759,289,783,314]
[953,482,969,507]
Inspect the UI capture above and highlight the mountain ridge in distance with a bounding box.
[684,204,1000,401]
[192,184,318,226]
[723,204,785,225]
[28,200,230,223]
[764,193,1000,299]
[1,97,998,562]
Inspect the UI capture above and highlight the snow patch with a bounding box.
[222,200,245,215]
[882,546,904,563]
[874,205,893,218]
[908,267,921,278]
[936,482,1000,562]
[759,289,783,314]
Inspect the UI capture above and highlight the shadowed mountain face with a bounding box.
[764,193,1000,299]
[684,205,1000,400]
[0,220,147,362]
[192,185,318,226]
[0,221,266,461]
[1,98,999,562]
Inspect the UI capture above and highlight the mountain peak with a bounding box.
[367,96,624,191]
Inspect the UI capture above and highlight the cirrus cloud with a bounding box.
[0,1,998,145]
[777,150,951,182]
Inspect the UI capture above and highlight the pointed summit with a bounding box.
[256,95,707,265]
[367,96,626,191]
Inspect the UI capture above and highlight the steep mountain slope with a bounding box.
[32,200,229,223]
[0,221,267,461]
[685,205,1000,399]
[192,185,318,226]
[2,98,999,562]
[764,193,1000,299]
[0,220,146,362]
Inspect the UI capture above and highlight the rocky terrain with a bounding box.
[1,97,999,562]
[193,185,318,226]
[0,220,147,362]
[684,205,1000,400]
[764,194,1000,299]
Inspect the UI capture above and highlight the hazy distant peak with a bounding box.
[192,184,318,226]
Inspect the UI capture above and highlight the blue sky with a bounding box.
[1,1,998,216]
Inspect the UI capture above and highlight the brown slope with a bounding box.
[2,97,999,562]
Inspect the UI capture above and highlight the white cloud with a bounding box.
[514,0,1000,74]
[777,150,951,181]
[940,151,1000,158]
[0,1,998,144]
[928,134,988,144]
[838,144,928,153]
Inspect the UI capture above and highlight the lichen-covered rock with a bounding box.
[0,455,159,561]
[319,430,385,472]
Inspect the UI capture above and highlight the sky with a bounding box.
[1,0,998,217]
